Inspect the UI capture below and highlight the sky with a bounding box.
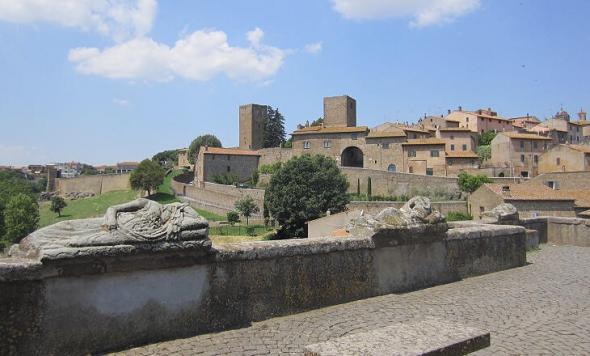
[0,0,589,166]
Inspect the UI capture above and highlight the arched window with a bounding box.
[387,164,396,172]
[409,167,414,173]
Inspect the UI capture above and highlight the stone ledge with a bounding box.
[304,318,490,356]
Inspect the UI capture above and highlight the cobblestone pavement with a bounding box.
[114,246,590,355]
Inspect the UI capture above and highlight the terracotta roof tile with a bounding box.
[501,132,553,140]
[402,138,447,146]
[484,183,575,201]
[557,189,590,208]
[567,144,590,153]
[204,147,260,156]
[439,127,473,132]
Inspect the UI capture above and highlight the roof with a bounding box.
[438,127,473,132]
[556,189,590,208]
[445,118,462,122]
[510,116,540,123]
[567,144,590,153]
[291,126,369,135]
[579,209,590,217]
[366,130,406,138]
[484,183,575,201]
[501,132,552,140]
[446,151,479,158]
[203,147,260,156]
[402,138,446,146]
[117,161,140,166]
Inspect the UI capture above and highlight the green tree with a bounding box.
[226,211,240,225]
[282,137,293,148]
[264,106,286,148]
[80,164,98,175]
[310,117,324,127]
[3,193,39,245]
[478,130,497,146]
[234,195,260,225]
[457,172,492,193]
[50,196,67,217]
[367,177,372,199]
[265,155,350,238]
[477,145,491,161]
[188,134,222,164]
[152,149,179,169]
[130,159,165,195]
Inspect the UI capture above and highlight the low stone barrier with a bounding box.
[0,223,525,355]
[545,217,590,247]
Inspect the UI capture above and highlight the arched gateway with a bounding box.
[341,146,364,168]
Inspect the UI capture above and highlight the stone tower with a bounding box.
[323,95,356,127]
[239,104,267,150]
[578,109,587,122]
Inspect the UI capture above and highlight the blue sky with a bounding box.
[0,0,589,166]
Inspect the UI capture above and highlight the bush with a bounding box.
[265,155,349,238]
[246,226,256,236]
[3,193,39,246]
[130,159,165,195]
[478,130,497,146]
[234,195,260,225]
[446,211,473,222]
[226,211,240,225]
[477,145,491,162]
[458,172,492,193]
[258,162,283,174]
[50,196,67,217]
[212,174,239,185]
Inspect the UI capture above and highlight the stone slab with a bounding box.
[304,318,490,356]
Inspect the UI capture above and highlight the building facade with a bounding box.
[195,147,260,184]
[538,144,590,173]
[489,132,552,177]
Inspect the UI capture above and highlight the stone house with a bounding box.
[538,144,590,174]
[489,132,552,177]
[176,148,192,169]
[468,183,576,219]
[445,151,480,177]
[195,147,260,184]
[116,162,139,174]
[435,127,478,153]
[416,115,460,130]
[401,139,447,176]
[510,115,541,130]
[445,107,513,134]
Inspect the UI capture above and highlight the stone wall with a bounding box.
[341,167,460,197]
[349,201,467,216]
[545,217,590,247]
[0,224,526,355]
[258,147,295,166]
[172,178,264,218]
[55,174,130,195]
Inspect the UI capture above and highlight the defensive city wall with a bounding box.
[1,222,526,355]
[54,173,131,195]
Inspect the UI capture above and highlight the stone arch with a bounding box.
[341,147,364,168]
[387,164,397,172]
[498,172,505,177]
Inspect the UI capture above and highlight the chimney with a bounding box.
[205,145,209,151]
[579,109,587,121]
[458,106,463,111]
[447,109,451,115]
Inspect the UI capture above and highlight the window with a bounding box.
[412,133,417,139]
[430,150,439,157]
[450,144,455,151]
[520,154,525,163]
[408,150,416,157]
[466,117,469,122]
[556,157,560,165]
[303,141,311,149]
[426,168,433,176]
[387,164,396,172]
[520,141,524,149]
[462,144,467,151]
[226,165,231,172]
[533,142,538,149]
[544,143,548,150]
[409,167,414,173]
[227,155,231,161]
[521,171,529,178]
[547,181,558,190]
[450,135,455,140]
[323,140,331,148]
[351,133,358,140]
[382,143,389,149]
[534,155,538,164]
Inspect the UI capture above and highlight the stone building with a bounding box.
[531,109,584,145]
[468,183,576,219]
[435,127,478,153]
[195,147,260,184]
[445,151,480,177]
[416,115,460,130]
[239,104,268,150]
[538,144,590,173]
[445,107,513,134]
[401,139,447,176]
[489,132,552,177]
[177,148,192,169]
[116,162,139,174]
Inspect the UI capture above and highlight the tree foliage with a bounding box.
[234,195,259,225]
[0,171,38,248]
[80,164,98,175]
[152,149,179,169]
[3,193,39,245]
[212,173,239,185]
[477,145,491,161]
[478,130,497,146]
[226,211,240,225]
[258,162,283,174]
[188,134,222,164]
[265,155,350,238]
[50,196,67,217]
[130,159,165,195]
[264,106,286,148]
[457,172,492,193]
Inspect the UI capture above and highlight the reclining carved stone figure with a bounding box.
[9,198,210,261]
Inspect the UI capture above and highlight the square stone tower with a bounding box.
[323,95,356,127]
[239,104,267,150]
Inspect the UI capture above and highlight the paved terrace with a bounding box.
[114,246,590,355]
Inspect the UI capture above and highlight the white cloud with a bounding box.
[68,28,286,82]
[0,0,157,41]
[305,42,322,54]
[331,0,480,27]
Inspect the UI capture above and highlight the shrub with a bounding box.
[3,193,39,246]
[446,211,473,222]
[234,195,260,225]
[258,162,283,174]
[246,226,257,236]
[265,154,349,238]
[212,174,239,185]
[130,159,165,195]
[226,211,240,225]
[50,196,67,217]
[458,172,492,193]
